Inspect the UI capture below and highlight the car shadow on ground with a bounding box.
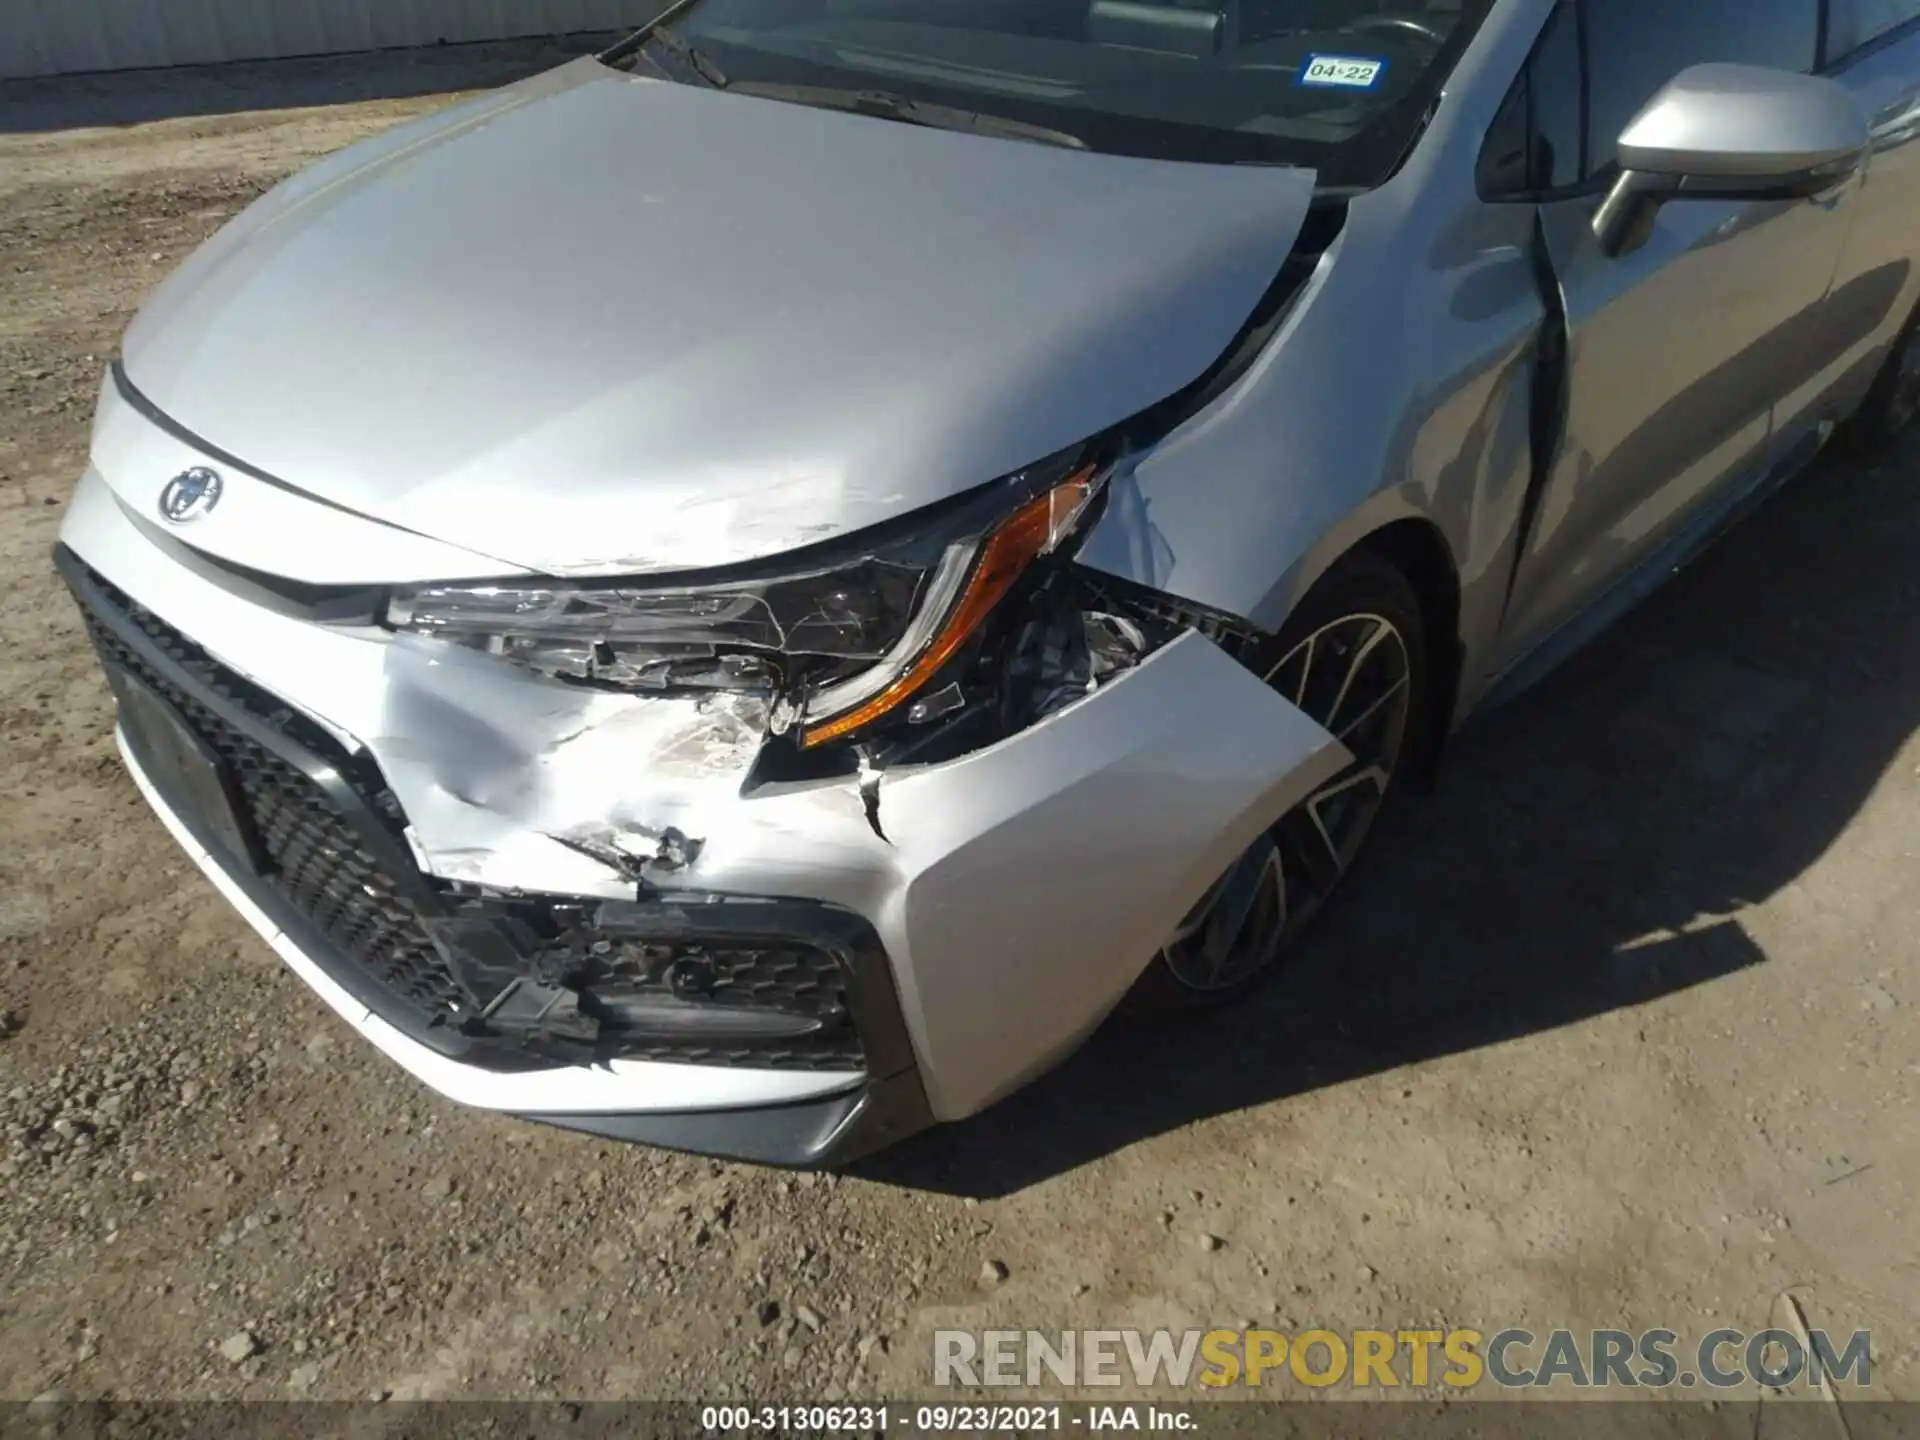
[860,434,1920,1199]
[0,36,615,135]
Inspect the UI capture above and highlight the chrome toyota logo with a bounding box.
[159,467,223,524]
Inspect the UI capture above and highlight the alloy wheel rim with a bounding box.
[1160,612,1413,994]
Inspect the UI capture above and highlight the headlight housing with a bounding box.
[385,453,1105,750]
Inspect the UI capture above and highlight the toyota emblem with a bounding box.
[159,467,223,524]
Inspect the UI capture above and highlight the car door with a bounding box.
[1821,1,1920,394]
[1490,0,1860,671]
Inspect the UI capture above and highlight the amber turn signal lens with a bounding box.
[800,465,1099,748]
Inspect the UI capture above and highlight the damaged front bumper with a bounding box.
[58,467,1350,1165]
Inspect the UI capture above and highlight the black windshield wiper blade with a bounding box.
[642,23,729,89]
[917,100,1090,151]
[725,82,1088,151]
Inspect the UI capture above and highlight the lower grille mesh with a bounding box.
[82,580,469,1023]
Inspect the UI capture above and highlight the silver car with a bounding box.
[57,0,1920,1164]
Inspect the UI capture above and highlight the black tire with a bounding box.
[1138,548,1430,1009]
[1843,301,1920,456]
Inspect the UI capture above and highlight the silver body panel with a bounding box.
[1078,0,1920,712]
[1507,169,1859,664]
[121,60,1315,578]
[1827,29,1920,384]
[1616,63,1873,177]
[59,0,1920,1145]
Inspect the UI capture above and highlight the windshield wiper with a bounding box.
[724,82,1088,151]
[641,23,729,89]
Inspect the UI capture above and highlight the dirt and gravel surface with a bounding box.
[1,44,1917,1410]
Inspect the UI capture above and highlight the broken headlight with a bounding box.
[384,453,1104,749]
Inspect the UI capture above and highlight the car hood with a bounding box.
[122,59,1317,576]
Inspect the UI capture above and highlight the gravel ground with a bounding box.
[1,45,1917,1407]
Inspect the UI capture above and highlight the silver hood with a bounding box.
[122,58,1317,575]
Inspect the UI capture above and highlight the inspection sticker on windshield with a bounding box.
[1300,54,1387,89]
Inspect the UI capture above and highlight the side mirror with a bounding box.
[1594,64,1870,257]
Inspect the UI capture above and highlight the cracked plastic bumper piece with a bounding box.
[58,467,1350,1161]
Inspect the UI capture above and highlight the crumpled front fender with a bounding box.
[873,633,1352,1116]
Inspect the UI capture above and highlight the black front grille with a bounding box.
[523,930,863,1070]
[80,575,473,1023]
[66,559,869,1074]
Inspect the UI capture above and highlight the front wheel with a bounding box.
[1149,550,1427,1003]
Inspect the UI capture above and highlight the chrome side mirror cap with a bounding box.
[1594,63,1871,258]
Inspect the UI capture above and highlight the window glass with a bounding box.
[635,0,1500,185]
[1530,2,1584,189]
[1829,0,1920,60]
[1477,1,1583,197]
[1477,70,1531,196]
[1585,0,1819,177]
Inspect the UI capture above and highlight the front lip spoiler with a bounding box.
[522,1068,933,1169]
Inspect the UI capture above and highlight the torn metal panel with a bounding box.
[682,633,1352,1120]
[550,823,702,879]
[371,631,769,894]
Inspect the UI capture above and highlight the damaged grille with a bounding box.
[474,924,864,1071]
[68,561,868,1074]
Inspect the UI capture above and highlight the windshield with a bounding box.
[615,0,1491,187]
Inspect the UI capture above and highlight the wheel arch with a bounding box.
[1130,513,1459,1010]
[1351,518,1464,780]
[1266,512,1464,782]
